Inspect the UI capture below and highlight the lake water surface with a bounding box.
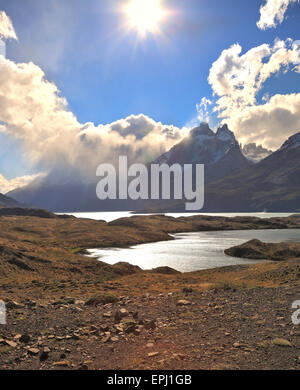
[60,211,300,272]
[86,228,300,273]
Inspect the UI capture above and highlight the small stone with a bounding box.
[6,301,24,309]
[233,342,243,348]
[5,340,17,348]
[173,353,186,360]
[114,324,124,333]
[272,338,292,347]
[53,360,69,367]
[146,343,154,348]
[102,334,111,343]
[75,300,85,305]
[124,323,137,334]
[120,308,128,316]
[148,352,159,358]
[40,348,50,361]
[103,312,112,318]
[176,300,191,306]
[28,348,40,356]
[20,334,31,343]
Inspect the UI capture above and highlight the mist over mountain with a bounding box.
[8,123,248,211]
[242,143,273,163]
[0,192,26,208]
[7,126,300,213]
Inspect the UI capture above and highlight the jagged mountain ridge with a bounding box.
[155,123,252,183]
[142,132,300,213]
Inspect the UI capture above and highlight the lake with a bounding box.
[59,211,300,272]
[85,228,300,273]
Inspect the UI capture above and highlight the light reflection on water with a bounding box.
[86,229,300,273]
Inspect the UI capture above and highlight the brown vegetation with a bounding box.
[0,211,300,370]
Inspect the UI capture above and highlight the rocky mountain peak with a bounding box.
[280,132,300,151]
[216,124,236,143]
[190,123,215,139]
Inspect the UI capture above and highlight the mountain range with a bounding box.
[155,123,252,183]
[5,125,300,213]
[142,131,300,213]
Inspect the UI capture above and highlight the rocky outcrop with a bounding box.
[225,239,300,261]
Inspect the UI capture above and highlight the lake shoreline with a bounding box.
[86,228,300,272]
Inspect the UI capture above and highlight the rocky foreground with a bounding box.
[1,285,300,370]
[0,211,300,369]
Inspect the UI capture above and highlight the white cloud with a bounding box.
[0,56,187,183]
[196,97,212,123]
[230,93,300,149]
[0,11,17,40]
[208,39,300,149]
[0,173,44,194]
[257,0,299,30]
[0,10,188,185]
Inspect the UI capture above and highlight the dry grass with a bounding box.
[0,213,299,302]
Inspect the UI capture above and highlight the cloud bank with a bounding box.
[0,12,186,192]
[0,173,45,194]
[208,39,300,149]
[257,0,299,30]
[1,9,300,193]
[0,56,186,181]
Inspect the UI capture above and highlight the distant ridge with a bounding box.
[0,207,72,219]
[0,193,26,208]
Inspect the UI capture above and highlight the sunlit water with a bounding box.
[86,229,300,273]
[58,211,300,272]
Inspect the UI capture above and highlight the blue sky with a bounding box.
[1,0,299,127]
[0,0,300,186]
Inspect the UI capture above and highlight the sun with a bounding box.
[125,0,165,35]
